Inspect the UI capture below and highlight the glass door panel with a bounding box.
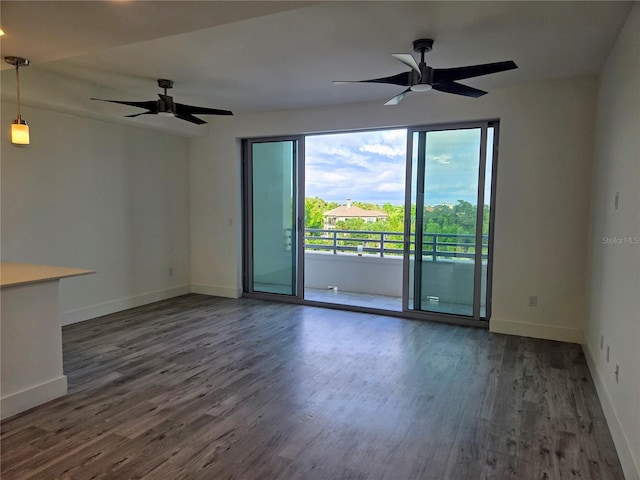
[246,139,299,296]
[405,123,495,320]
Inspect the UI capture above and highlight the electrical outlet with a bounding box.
[606,345,610,363]
[169,268,173,277]
[528,295,538,307]
[600,335,604,350]
[615,364,619,384]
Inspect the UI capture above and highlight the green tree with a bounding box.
[335,217,367,231]
[305,197,338,229]
[382,203,405,232]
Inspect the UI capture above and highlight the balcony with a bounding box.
[304,228,488,313]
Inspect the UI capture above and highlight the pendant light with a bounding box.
[4,56,30,146]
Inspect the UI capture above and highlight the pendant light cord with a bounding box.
[15,64,21,119]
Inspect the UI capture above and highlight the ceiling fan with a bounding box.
[91,79,233,124]
[333,39,517,105]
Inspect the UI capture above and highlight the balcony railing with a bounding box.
[304,228,488,261]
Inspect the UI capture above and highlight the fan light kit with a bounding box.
[334,38,518,105]
[5,56,31,146]
[91,79,233,124]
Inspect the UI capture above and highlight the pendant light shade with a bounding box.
[4,56,30,146]
[11,119,29,145]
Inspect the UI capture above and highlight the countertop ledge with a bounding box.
[1,262,95,288]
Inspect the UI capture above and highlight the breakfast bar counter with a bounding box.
[1,262,94,419]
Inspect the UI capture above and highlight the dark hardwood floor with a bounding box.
[1,294,623,479]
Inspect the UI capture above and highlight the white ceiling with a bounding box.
[0,1,633,118]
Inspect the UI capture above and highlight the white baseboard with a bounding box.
[191,283,242,299]
[1,375,67,420]
[490,319,584,344]
[583,343,639,480]
[61,285,191,325]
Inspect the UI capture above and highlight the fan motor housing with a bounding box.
[413,39,434,53]
[157,79,174,89]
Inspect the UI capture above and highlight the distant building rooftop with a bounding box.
[323,199,387,228]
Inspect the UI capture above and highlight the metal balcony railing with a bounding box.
[304,228,488,261]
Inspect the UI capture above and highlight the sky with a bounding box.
[305,129,407,205]
[305,127,493,206]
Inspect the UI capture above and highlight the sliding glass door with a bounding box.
[404,122,496,320]
[243,137,304,297]
[242,123,497,322]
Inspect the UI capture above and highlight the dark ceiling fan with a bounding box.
[91,79,233,124]
[333,39,517,105]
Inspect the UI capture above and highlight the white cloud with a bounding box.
[375,182,405,193]
[305,154,339,166]
[306,169,350,185]
[429,154,452,164]
[381,129,407,143]
[359,144,405,158]
[376,169,398,181]
[316,145,352,158]
[344,154,372,168]
[306,140,372,168]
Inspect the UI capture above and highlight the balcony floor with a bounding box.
[304,287,402,311]
[304,288,479,317]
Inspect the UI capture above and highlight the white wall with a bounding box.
[190,75,597,344]
[585,5,640,480]
[1,102,192,324]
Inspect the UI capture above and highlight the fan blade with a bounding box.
[433,61,517,83]
[333,72,411,87]
[175,103,233,116]
[384,88,411,105]
[392,54,420,74]
[91,98,158,112]
[125,111,156,118]
[175,113,207,125]
[432,82,487,98]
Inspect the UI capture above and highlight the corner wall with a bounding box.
[190,75,597,344]
[1,102,192,324]
[585,5,640,479]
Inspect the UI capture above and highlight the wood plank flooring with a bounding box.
[1,294,623,479]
